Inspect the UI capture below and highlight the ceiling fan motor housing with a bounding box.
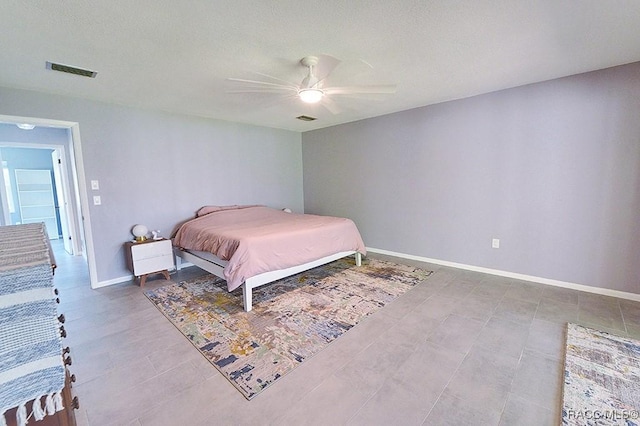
[300,56,320,88]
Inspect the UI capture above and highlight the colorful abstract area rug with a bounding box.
[145,257,432,399]
[562,323,640,425]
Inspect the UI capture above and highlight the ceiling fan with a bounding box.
[227,55,396,114]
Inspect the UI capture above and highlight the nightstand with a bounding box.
[125,238,174,287]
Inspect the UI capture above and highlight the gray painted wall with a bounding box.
[0,87,303,284]
[302,62,640,295]
[0,125,69,144]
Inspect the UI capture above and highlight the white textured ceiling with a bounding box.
[1,1,640,132]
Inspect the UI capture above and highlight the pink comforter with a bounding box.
[173,206,366,291]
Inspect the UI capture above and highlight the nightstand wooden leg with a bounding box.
[140,274,147,288]
[161,270,170,280]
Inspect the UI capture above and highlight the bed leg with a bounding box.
[242,284,252,312]
[175,254,183,271]
[355,252,362,266]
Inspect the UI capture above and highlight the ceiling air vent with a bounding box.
[46,61,97,78]
[296,115,317,122]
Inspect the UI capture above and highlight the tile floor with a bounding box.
[51,242,640,426]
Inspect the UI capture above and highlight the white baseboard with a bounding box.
[92,275,133,288]
[94,249,640,302]
[366,247,640,302]
[93,268,178,289]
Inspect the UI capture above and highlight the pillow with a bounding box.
[196,205,260,217]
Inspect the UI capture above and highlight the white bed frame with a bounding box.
[174,248,362,312]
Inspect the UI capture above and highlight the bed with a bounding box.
[172,205,366,311]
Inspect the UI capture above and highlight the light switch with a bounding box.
[93,195,102,205]
[91,180,99,190]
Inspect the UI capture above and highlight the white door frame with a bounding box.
[0,115,98,288]
[0,151,12,226]
[51,149,73,253]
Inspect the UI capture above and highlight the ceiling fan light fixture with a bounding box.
[298,88,324,103]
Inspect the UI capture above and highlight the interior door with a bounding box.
[51,150,73,254]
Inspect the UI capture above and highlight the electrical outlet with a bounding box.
[492,238,500,249]
[91,180,99,190]
[93,195,101,205]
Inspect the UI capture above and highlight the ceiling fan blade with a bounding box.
[228,91,299,110]
[324,85,397,95]
[251,72,299,87]
[227,78,296,91]
[227,88,296,94]
[324,58,374,83]
[321,97,343,115]
[314,54,341,81]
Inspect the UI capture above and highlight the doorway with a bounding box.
[0,115,97,288]
[0,147,73,254]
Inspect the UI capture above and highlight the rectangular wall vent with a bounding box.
[296,115,317,121]
[46,61,97,78]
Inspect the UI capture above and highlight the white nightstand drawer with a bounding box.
[132,253,174,276]
[131,239,172,261]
